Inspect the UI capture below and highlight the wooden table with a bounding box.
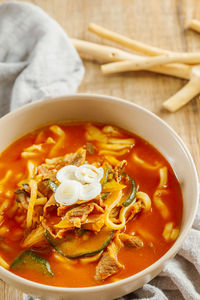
[0,0,199,299]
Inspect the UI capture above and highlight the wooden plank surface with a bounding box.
[0,0,200,299]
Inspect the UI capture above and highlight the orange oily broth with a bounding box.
[0,123,183,287]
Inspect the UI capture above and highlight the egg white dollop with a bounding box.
[55,164,104,206]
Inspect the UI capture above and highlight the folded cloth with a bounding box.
[0,1,84,117]
[23,197,200,300]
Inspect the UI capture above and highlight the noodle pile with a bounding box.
[0,123,180,283]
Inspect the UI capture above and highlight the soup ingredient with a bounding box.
[26,179,38,228]
[95,240,122,282]
[118,233,143,248]
[95,232,143,282]
[132,153,161,170]
[55,180,83,205]
[57,164,103,184]
[104,190,147,230]
[101,192,110,200]
[95,251,121,281]
[85,124,108,143]
[56,165,77,182]
[55,164,104,205]
[75,164,103,184]
[22,225,45,248]
[38,148,86,181]
[55,202,104,230]
[0,256,9,269]
[162,222,180,241]
[86,142,94,154]
[15,189,29,209]
[79,182,101,201]
[38,180,53,197]
[103,179,125,192]
[11,250,54,277]
[122,174,137,207]
[153,167,169,219]
[45,227,114,258]
[48,180,58,193]
[101,164,109,188]
[0,122,182,287]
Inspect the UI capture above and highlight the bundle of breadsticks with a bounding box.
[71,20,200,112]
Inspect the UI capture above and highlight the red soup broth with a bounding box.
[0,122,183,287]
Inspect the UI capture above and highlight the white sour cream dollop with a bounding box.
[55,164,104,206]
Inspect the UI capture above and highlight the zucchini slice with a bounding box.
[45,227,114,259]
[11,250,54,277]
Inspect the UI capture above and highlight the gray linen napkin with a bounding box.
[0,1,84,116]
[0,2,199,300]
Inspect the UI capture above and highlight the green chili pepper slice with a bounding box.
[101,192,110,200]
[102,165,109,188]
[122,173,137,207]
[48,180,58,193]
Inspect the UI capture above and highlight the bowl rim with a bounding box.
[0,93,198,293]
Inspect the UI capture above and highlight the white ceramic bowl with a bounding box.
[0,94,198,300]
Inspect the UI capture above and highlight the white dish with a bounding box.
[0,94,198,300]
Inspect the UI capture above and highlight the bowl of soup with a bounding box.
[0,94,198,300]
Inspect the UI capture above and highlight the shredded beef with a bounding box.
[56,202,104,229]
[38,180,53,198]
[118,233,144,248]
[113,160,127,182]
[37,148,86,180]
[15,189,29,209]
[95,241,122,281]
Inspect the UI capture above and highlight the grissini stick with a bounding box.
[88,23,170,56]
[163,65,200,112]
[72,39,191,79]
[102,52,200,74]
[101,52,200,74]
[188,19,200,34]
[71,38,136,63]
[89,23,200,59]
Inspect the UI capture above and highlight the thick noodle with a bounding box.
[153,166,169,219]
[105,191,151,230]
[0,170,12,185]
[26,180,38,228]
[136,191,151,211]
[132,153,161,170]
[49,125,66,157]
[158,167,168,188]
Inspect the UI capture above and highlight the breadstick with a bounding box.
[88,23,170,56]
[188,19,200,34]
[72,39,191,79]
[163,66,200,112]
[101,52,200,73]
[71,38,136,63]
